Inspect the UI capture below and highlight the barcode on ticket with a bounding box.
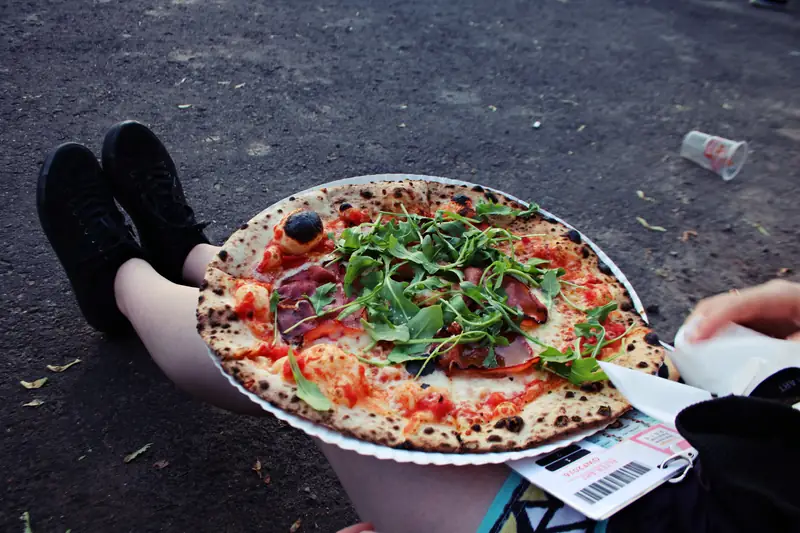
[573,461,652,504]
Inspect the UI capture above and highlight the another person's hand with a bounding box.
[684,279,800,343]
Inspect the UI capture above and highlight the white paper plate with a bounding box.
[205,174,649,466]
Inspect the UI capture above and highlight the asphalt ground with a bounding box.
[1,0,799,531]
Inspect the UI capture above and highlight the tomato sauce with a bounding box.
[479,379,549,416]
[409,391,455,421]
[303,319,362,343]
[248,343,289,362]
[341,208,370,226]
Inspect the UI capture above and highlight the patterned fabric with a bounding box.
[478,472,607,533]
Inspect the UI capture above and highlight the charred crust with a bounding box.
[420,383,430,389]
[240,223,249,230]
[637,361,649,368]
[571,416,582,422]
[620,300,633,312]
[198,295,205,303]
[217,250,229,261]
[258,380,269,390]
[644,332,660,346]
[566,230,582,244]
[580,382,604,393]
[471,185,484,192]
[471,424,481,432]
[457,206,471,216]
[565,391,575,399]
[537,417,545,423]
[290,395,300,402]
[393,188,405,199]
[495,416,524,433]
[597,405,612,417]
[289,196,296,201]
[581,246,591,258]
[484,191,498,203]
[284,211,323,243]
[200,280,209,290]
[554,415,569,427]
[423,427,434,434]
[580,396,588,401]
[339,202,352,212]
[598,262,612,275]
[212,288,224,296]
[487,435,502,443]
[453,194,470,205]
[360,189,374,199]
[627,343,635,352]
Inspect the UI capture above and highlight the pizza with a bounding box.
[197,179,666,453]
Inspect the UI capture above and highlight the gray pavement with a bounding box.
[1,0,799,531]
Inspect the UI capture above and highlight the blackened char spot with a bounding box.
[580,382,604,393]
[471,424,481,432]
[471,185,484,192]
[644,332,660,346]
[581,246,591,258]
[453,194,470,205]
[598,262,612,275]
[565,391,575,399]
[360,190,374,199]
[637,361,649,368]
[339,202,352,212]
[240,223,249,230]
[212,288,223,295]
[566,230,582,244]
[393,188,405,199]
[423,427,434,435]
[484,191,498,203]
[580,396,588,401]
[284,211,323,244]
[597,406,612,417]
[627,343,635,352]
[620,300,633,312]
[554,415,569,427]
[571,416,582,422]
[258,380,269,390]
[487,435,502,443]
[217,250,229,261]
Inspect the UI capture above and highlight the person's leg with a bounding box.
[114,244,262,415]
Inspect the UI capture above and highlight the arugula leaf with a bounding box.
[540,269,561,308]
[361,320,410,342]
[406,305,443,341]
[585,302,618,324]
[568,358,609,384]
[459,281,487,303]
[538,345,580,363]
[306,282,336,315]
[387,349,431,364]
[338,227,363,251]
[438,220,467,237]
[287,348,332,411]
[381,278,420,324]
[344,255,379,296]
[386,236,439,274]
[575,322,604,339]
[476,203,515,217]
[270,291,280,343]
[482,346,498,368]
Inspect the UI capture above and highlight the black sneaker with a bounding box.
[37,143,143,334]
[101,121,209,284]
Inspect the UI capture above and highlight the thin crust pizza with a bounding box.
[198,180,665,453]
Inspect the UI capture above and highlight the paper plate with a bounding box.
[205,174,649,466]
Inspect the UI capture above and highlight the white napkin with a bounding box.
[671,324,800,396]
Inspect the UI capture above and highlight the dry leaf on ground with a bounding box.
[153,459,170,469]
[681,230,698,242]
[636,190,656,202]
[47,358,81,372]
[177,104,192,109]
[21,378,47,389]
[289,518,302,532]
[21,512,32,533]
[777,268,793,277]
[636,217,667,232]
[23,399,44,407]
[253,459,262,475]
[124,443,153,463]
[487,105,497,112]
[234,82,246,89]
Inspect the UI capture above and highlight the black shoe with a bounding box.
[37,143,143,334]
[101,121,209,284]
